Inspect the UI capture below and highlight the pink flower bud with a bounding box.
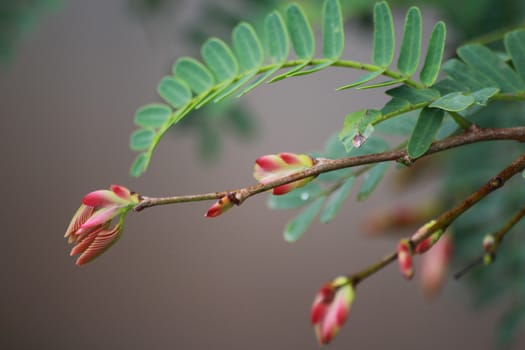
[311,276,355,345]
[204,195,234,218]
[420,233,453,298]
[413,230,442,254]
[483,234,495,252]
[64,185,139,266]
[397,239,414,280]
[253,152,315,195]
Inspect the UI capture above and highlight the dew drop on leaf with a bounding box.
[352,133,366,148]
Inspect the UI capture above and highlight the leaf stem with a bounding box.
[448,111,473,129]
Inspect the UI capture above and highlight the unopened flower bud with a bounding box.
[483,234,495,253]
[397,239,414,280]
[253,152,315,195]
[64,184,138,266]
[311,276,355,345]
[205,195,234,218]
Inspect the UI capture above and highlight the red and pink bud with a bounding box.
[483,234,495,252]
[397,239,414,280]
[413,230,442,254]
[64,184,139,266]
[311,276,355,345]
[420,233,453,298]
[205,195,234,218]
[253,152,315,195]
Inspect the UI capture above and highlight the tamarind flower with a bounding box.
[397,239,414,279]
[311,276,355,345]
[253,152,315,195]
[64,185,139,266]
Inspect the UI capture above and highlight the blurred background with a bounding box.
[2,0,525,349]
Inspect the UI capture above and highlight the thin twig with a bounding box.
[349,152,525,287]
[134,126,525,211]
[454,206,525,279]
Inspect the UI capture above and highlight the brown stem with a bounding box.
[348,152,525,287]
[134,126,525,212]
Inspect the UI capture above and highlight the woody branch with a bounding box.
[134,125,525,212]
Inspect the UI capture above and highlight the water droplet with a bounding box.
[352,133,366,148]
[300,192,310,201]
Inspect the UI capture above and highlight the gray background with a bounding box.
[2,0,523,349]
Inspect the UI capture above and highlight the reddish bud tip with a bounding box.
[253,152,315,196]
[65,184,136,266]
[205,195,233,218]
[397,239,414,280]
[311,276,355,345]
[483,234,495,253]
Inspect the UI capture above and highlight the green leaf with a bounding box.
[429,92,475,112]
[458,44,525,93]
[322,0,344,60]
[504,30,525,82]
[434,78,471,95]
[173,57,214,94]
[265,11,289,63]
[267,3,315,81]
[129,153,149,177]
[386,85,440,105]
[373,1,395,67]
[397,7,422,76]
[376,110,418,136]
[201,38,238,83]
[286,3,315,60]
[130,129,155,151]
[338,109,380,153]
[420,21,446,86]
[358,163,389,201]
[320,177,355,223]
[442,59,493,92]
[134,104,172,129]
[232,22,264,72]
[336,70,384,90]
[471,87,500,106]
[267,182,323,210]
[407,107,445,158]
[357,77,406,90]
[380,97,410,115]
[283,196,325,242]
[157,77,192,109]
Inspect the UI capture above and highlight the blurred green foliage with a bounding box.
[446,102,525,347]
[0,0,60,62]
